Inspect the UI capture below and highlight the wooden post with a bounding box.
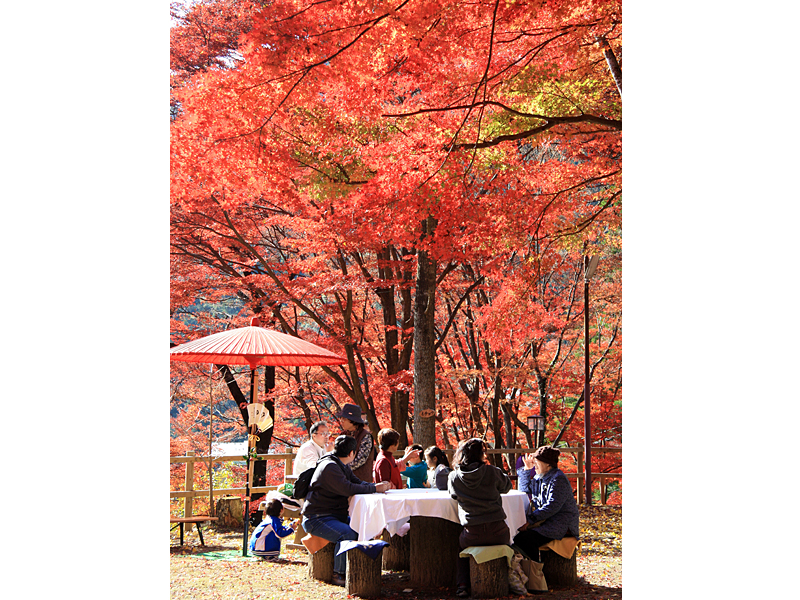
[346,547,384,598]
[184,451,195,519]
[576,444,584,505]
[600,475,607,505]
[284,456,292,481]
[307,543,335,582]
[208,455,215,516]
[468,556,509,599]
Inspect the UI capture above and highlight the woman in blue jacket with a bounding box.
[512,446,580,562]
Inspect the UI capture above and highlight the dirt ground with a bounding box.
[170,505,621,599]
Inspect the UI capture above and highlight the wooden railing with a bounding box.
[170,451,295,518]
[170,445,621,518]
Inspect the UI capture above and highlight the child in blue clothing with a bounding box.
[249,499,297,560]
[400,444,428,488]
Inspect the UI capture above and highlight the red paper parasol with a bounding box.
[170,316,346,555]
[169,318,347,368]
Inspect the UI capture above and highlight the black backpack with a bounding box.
[292,465,316,500]
[292,455,349,500]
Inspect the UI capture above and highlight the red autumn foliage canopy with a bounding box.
[170,0,622,491]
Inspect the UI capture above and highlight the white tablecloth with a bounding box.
[348,488,529,542]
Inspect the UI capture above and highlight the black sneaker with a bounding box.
[331,573,346,587]
[456,587,469,598]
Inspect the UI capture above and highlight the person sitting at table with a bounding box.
[511,445,580,563]
[302,434,391,586]
[293,421,334,476]
[400,444,428,488]
[423,445,451,490]
[338,403,375,482]
[373,428,421,489]
[448,438,513,598]
[249,498,296,560]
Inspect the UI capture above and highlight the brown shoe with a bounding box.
[331,573,346,587]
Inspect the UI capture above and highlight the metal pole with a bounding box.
[583,256,592,505]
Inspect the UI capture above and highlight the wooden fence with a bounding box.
[170,445,621,518]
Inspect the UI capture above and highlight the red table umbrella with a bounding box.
[170,316,347,554]
[169,318,348,368]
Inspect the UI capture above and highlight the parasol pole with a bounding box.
[242,366,260,556]
[209,364,215,517]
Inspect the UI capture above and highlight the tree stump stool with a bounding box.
[307,542,335,582]
[540,547,578,586]
[409,516,462,587]
[345,546,385,598]
[215,496,243,528]
[467,556,509,598]
[381,529,410,571]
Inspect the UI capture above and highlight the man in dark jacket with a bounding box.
[301,435,391,585]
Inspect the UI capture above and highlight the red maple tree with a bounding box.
[170,0,622,498]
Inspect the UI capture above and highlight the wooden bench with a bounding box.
[170,516,219,546]
[281,503,307,552]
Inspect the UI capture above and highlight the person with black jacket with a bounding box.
[447,438,513,598]
[301,434,391,586]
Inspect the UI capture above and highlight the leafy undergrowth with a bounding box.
[171,505,621,599]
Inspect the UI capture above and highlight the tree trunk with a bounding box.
[489,362,503,467]
[381,530,410,571]
[346,547,384,598]
[468,556,509,598]
[214,496,243,528]
[597,37,622,95]
[409,516,461,587]
[413,216,437,449]
[307,543,335,582]
[249,367,275,509]
[376,247,408,448]
[541,548,578,586]
[217,364,275,510]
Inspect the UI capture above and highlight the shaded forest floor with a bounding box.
[170,505,621,600]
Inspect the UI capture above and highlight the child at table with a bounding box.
[400,444,428,488]
[249,499,296,560]
[374,428,421,489]
[424,445,451,490]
